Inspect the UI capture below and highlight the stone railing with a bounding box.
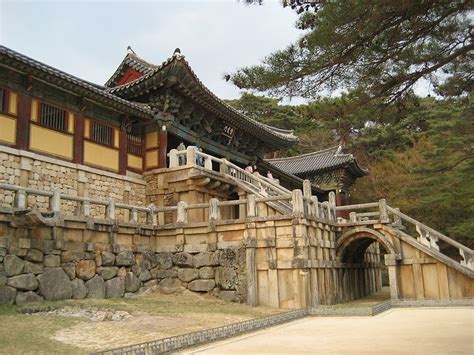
[336,199,473,271]
[0,181,338,226]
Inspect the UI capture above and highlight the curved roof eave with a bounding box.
[106,52,299,147]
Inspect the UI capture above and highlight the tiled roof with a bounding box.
[105,51,298,146]
[105,51,159,87]
[266,146,368,177]
[0,46,153,119]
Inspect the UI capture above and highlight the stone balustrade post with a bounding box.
[14,189,26,209]
[106,199,115,220]
[379,199,389,223]
[176,201,188,224]
[311,196,319,218]
[292,189,304,215]
[393,208,402,227]
[168,149,179,168]
[460,250,473,270]
[186,146,196,167]
[130,208,138,223]
[349,212,357,223]
[204,156,213,170]
[81,200,91,217]
[247,194,256,217]
[49,188,61,213]
[328,191,336,220]
[303,179,312,199]
[209,198,221,222]
[147,204,157,226]
[220,158,228,175]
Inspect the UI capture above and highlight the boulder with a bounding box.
[61,250,84,263]
[100,266,119,280]
[61,263,76,280]
[199,267,215,279]
[172,252,193,268]
[219,248,238,267]
[193,252,220,268]
[24,261,44,275]
[15,291,43,305]
[116,251,135,266]
[25,249,43,263]
[0,273,6,286]
[215,267,237,290]
[157,278,183,294]
[43,254,60,268]
[177,268,199,282]
[101,252,115,266]
[71,279,88,299]
[4,255,24,277]
[188,280,215,292]
[7,274,38,291]
[76,260,96,280]
[38,268,72,301]
[151,268,177,279]
[85,275,105,299]
[217,290,239,302]
[125,272,140,293]
[155,253,173,269]
[138,269,152,282]
[117,266,127,277]
[105,277,125,298]
[0,286,16,304]
[141,252,157,270]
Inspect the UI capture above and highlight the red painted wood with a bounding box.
[119,128,127,174]
[73,113,84,164]
[158,126,168,168]
[16,94,31,150]
[115,67,143,86]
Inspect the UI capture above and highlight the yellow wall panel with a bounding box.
[8,92,18,116]
[84,141,119,171]
[127,154,143,171]
[31,100,38,121]
[84,119,90,138]
[146,131,159,149]
[146,150,158,168]
[30,125,73,159]
[114,128,119,148]
[68,113,74,133]
[0,114,16,144]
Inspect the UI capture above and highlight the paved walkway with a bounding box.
[184,307,474,354]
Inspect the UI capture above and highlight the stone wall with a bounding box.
[0,146,146,220]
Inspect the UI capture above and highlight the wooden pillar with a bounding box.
[158,125,168,168]
[118,127,127,175]
[73,113,84,164]
[16,93,31,150]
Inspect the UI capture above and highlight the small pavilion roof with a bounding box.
[104,49,298,147]
[266,146,368,177]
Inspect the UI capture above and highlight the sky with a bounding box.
[1,0,304,101]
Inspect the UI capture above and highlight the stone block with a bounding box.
[117,266,127,277]
[157,278,183,294]
[71,279,88,299]
[215,267,237,290]
[76,260,96,280]
[24,261,44,275]
[85,275,105,299]
[139,269,152,282]
[125,272,140,293]
[105,277,125,298]
[193,252,220,268]
[6,274,37,291]
[0,286,16,304]
[16,291,43,305]
[172,252,193,268]
[141,252,157,270]
[155,253,173,269]
[61,250,84,263]
[199,267,215,279]
[4,255,24,277]
[219,248,238,267]
[116,251,135,266]
[217,290,239,302]
[101,252,115,266]
[61,263,76,280]
[38,268,72,301]
[43,254,60,268]
[100,267,119,280]
[25,249,43,263]
[178,268,199,282]
[150,268,177,279]
[188,280,215,292]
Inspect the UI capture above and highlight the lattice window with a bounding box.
[39,102,67,132]
[91,121,114,146]
[127,133,143,155]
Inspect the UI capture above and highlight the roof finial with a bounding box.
[173,48,181,55]
[335,145,343,156]
[127,46,136,55]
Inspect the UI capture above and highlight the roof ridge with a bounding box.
[267,146,346,162]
